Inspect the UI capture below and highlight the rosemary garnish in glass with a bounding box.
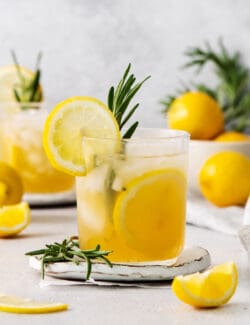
[11,50,43,106]
[107,63,150,138]
[25,237,113,280]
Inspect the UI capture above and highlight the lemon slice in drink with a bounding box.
[0,293,68,314]
[0,162,23,206]
[0,202,30,238]
[172,262,238,307]
[43,96,120,176]
[113,169,186,258]
[0,65,42,102]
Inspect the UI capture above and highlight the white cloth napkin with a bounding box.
[238,198,250,256]
[187,194,246,235]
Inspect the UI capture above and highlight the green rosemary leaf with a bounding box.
[120,103,139,129]
[107,64,150,138]
[116,74,136,107]
[11,50,26,86]
[123,121,139,139]
[29,69,41,102]
[13,88,21,102]
[98,255,113,268]
[113,65,131,113]
[107,86,114,111]
[85,257,92,280]
[25,248,47,256]
[116,76,150,124]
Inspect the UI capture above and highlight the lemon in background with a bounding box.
[199,151,250,207]
[0,162,23,206]
[168,92,224,139]
[214,131,250,142]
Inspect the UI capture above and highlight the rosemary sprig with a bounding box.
[11,50,43,105]
[184,40,250,131]
[107,63,150,138]
[161,40,250,132]
[25,237,113,280]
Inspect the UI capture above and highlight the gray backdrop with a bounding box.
[0,0,249,127]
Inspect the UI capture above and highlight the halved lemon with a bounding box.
[0,65,42,102]
[0,202,30,238]
[172,262,238,308]
[43,96,120,176]
[113,169,187,258]
[0,162,23,206]
[0,293,68,314]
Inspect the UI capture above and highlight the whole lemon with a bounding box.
[168,92,224,139]
[199,151,250,207]
[0,162,23,206]
[214,131,250,142]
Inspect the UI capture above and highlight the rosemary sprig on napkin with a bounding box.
[25,237,113,280]
[11,50,43,104]
[107,63,150,138]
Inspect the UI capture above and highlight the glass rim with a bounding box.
[82,128,190,142]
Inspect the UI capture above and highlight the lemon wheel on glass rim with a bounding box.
[43,96,121,176]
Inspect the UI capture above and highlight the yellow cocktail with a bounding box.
[76,129,189,262]
[1,107,74,194]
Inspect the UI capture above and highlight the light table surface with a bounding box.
[0,206,250,325]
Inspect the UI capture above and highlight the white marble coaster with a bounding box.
[29,246,210,283]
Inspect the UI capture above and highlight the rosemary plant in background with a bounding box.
[25,237,113,280]
[162,40,250,132]
[107,63,150,138]
[11,50,43,105]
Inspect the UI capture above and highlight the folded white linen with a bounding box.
[187,194,245,235]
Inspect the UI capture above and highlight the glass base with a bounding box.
[23,189,76,207]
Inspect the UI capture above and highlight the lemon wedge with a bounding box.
[113,169,186,258]
[43,96,120,176]
[0,202,30,238]
[0,293,67,314]
[172,262,238,308]
[0,65,42,102]
[0,162,23,206]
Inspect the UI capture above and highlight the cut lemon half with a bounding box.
[0,202,30,238]
[0,65,42,102]
[0,293,68,314]
[0,162,23,206]
[172,262,238,308]
[113,169,186,258]
[43,96,120,176]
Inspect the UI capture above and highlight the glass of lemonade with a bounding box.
[0,103,75,195]
[76,128,189,263]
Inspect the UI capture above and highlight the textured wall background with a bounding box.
[0,0,250,127]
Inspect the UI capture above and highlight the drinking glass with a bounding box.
[0,103,75,196]
[76,129,189,263]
